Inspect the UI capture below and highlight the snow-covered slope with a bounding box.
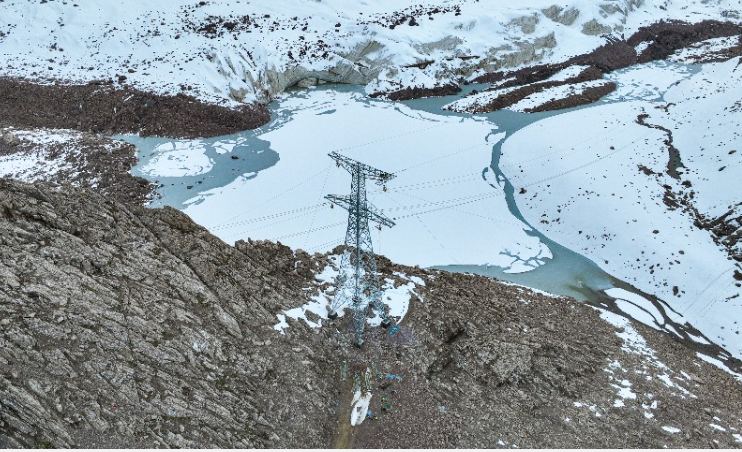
[1,0,738,105]
[500,56,742,358]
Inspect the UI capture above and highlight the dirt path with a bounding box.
[332,365,357,449]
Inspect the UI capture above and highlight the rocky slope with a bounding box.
[1,179,741,448]
[447,20,742,113]
[0,78,270,139]
[1,0,739,106]
[0,127,153,205]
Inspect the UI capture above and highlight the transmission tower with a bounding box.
[326,151,396,348]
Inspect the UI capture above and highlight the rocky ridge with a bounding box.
[449,20,742,113]
[1,179,741,448]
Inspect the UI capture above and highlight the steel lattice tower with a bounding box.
[326,151,396,348]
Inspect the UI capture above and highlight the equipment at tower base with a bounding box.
[325,151,396,348]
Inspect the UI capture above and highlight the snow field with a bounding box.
[0,0,736,105]
[499,59,742,359]
[140,141,214,178]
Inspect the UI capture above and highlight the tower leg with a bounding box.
[371,291,392,328]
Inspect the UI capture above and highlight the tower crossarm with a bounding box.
[329,151,396,185]
[325,194,396,229]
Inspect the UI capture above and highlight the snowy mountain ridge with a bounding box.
[1,0,739,105]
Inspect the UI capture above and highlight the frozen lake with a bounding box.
[121,66,741,371]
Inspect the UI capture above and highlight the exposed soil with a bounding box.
[0,77,271,139]
[467,20,742,113]
[459,66,607,114]
[370,83,462,101]
[629,20,742,63]
[694,203,742,265]
[522,82,617,113]
[635,112,685,179]
[674,34,742,64]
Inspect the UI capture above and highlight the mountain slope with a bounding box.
[1,0,739,105]
[1,179,741,448]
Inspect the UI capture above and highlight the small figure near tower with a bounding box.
[325,151,396,348]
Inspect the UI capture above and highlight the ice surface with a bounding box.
[501,59,742,359]
[140,141,213,178]
[183,88,551,271]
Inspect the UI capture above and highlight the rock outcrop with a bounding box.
[1,179,741,448]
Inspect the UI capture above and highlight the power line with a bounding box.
[221,207,328,239]
[211,203,327,231]
[211,165,332,228]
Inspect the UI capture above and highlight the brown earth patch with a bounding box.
[2,179,742,448]
[468,20,742,113]
[0,77,271,139]
[460,66,605,113]
[370,83,462,101]
[523,82,617,113]
[629,20,742,63]
[0,127,154,205]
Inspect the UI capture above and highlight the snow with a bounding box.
[350,388,372,426]
[273,314,289,333]
[139,141,214,178]
[378,276,421,324]
[0,127,119,183]
[598,308,704,401]
[669,36,742,64]
[642,399,658,419]
[443,85,524,113]
[695,353,742,383]
[709,423,727,432]
[512,79,613,112]
[606,288,665,331]
[603,61,696,102]
[662,426,682,434]
[273,256,425,333]
[447,77,613,113]
[501,59,742,360]
[547,65,591,82]
[176,88,551,271]
[1,0,735,105]
[597,309,664,367]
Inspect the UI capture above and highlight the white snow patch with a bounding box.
[140,141,213,178]
[272,257,425,332]
[662,426,681,434]
[509,80,613,113]
[606,288,664,330]
[695,353,742,383]
[350,389,373,427]
[273,314,289,334]
[670,36,742,64]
